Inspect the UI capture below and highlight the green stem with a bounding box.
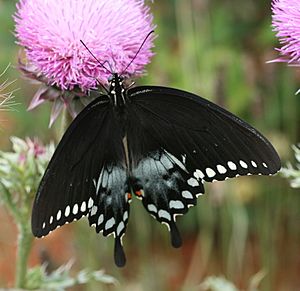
[0,183,22,222]
[15,222,33,289]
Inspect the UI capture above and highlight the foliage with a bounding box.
[26,262,117,290]
[0,65,16,113]
[281,145,300,188]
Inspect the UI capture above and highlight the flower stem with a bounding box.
[59,107,72,140]
[15,221,33,288]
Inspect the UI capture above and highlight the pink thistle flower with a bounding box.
[14,0,155,125]
[271,0,300,64]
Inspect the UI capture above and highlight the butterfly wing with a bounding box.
[128,86,280,182]
[126,86,280,244]
[32,96,129,266]
[126,95,206,248]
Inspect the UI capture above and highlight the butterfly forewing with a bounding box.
[34,99,123,213]
[127,86,280,183]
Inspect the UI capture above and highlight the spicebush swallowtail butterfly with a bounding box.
[32,36,281,267]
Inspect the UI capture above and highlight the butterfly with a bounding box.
[31,34,281,267]
[31,72,281,267]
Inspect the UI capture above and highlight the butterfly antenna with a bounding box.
[121,30,154,76]
[80,40,112,74]
[102,60,114,74]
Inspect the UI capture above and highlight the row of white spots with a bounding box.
[96,211,128,238]
[147,203,181,220]
[192,160,269,180]
[43,198,95,229]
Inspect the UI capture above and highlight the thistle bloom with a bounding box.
[271,0,300,64]
[14,0,155,125]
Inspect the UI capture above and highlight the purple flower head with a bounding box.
[271,0,300,64]
[14,0,155,125]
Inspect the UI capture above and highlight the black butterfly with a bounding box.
[32,72,280,267]
[31,35,281,267]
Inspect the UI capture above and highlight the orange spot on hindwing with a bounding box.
[134,189,144,199]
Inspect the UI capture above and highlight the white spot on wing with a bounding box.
[194,169,204,179]
[182,190,193,199]
[158,209,171,221]
[206,168,216,178]
[98,214,104,225]
[88,197,93,208]
[217,165,227,174]
[80,201,86,212]
[239,160,248,168]
[169,200,185,209]
[228,161,237,170]
[73,204,78,215]
[117,221,125,236]
[251,161,257,167]
[187,177,199,187]
[147,204,158,213]
[263,162,268,168]
[182,154,186,164]
[123,211,128,221]
[65,206,70,217]
[42,222,46,229]
[49,216,53,224]
[56,210,61,221]
[90,206,98,216]
[105,217,115,230]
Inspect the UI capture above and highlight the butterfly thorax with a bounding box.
[108,73,127,109]
[108,73,129,140]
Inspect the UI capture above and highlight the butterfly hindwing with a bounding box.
[128,86,281,183]
[88,162,130,266]
[131,149,204,247]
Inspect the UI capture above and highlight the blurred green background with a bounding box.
[0,0,299,290]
